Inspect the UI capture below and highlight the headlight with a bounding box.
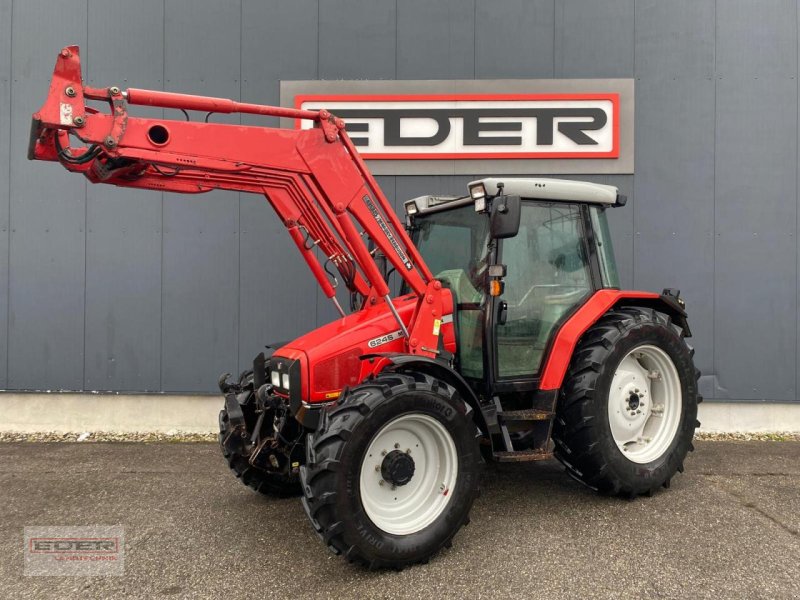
[281,373,291,390]
[270,371,280,387]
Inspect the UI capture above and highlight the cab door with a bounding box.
[494,201,595,382]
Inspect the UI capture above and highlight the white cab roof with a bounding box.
[471,177,620,205]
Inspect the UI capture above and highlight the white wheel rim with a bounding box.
[359,413,458,536]
[608,344,682,464]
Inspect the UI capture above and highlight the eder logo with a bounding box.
[295,94,619,160]
[30,538,118,553]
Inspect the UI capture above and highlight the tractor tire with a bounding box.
[553,306,700,497]
[218,407,301,497]
[300,372,481,569]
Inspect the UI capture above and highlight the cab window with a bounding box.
[497,202,593,378]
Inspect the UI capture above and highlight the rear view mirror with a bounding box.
[490,195,521,239]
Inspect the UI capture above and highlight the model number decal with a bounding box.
[363,195,413,270]
[367,329,404,349]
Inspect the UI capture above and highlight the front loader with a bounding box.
[29,47,701,569]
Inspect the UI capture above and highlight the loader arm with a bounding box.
[28,46,447,356]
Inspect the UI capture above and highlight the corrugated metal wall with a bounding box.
[0,0,796,401]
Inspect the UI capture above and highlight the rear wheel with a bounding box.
[553,307,700,497]
[300,372,481,569]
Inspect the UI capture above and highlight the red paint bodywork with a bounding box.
[279,292,456,403]
[538,289,660,390]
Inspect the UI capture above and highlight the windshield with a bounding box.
[410,205,491,379]
[412,204,491,290]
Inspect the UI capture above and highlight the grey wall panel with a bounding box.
[634,0,715,79]
[716,0,797,79]
[554,0,634,78]
[161,3,241,391]
[83,0,165,391]
[87,0,165,86]
[0,0,11,387]
[633,79,715,377]
[164,0,242,90]
[160,192,240,392]
[84,188,163,391]
[8,0,86,78]
[319,0,396,79]
[8,1,87,390]
[0,0,10,81]
[475,0,554,78]
[241,0,317,127]
[715,77,797,401]
[397,0,475,79]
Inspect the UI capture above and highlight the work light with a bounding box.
[469,182,486,199]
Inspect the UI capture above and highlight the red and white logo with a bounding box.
[296,94,619,160]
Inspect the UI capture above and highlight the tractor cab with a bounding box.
[404,178,625,398]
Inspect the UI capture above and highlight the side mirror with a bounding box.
[489,195,521,239]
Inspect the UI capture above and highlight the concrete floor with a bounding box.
[0,441,797,599]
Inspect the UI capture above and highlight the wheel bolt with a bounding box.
[394,443,400,449]
[379,480,385,486]
[381,450,387,456]
[375,464,380,472]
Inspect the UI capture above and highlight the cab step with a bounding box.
[493,449,553,462]
[498,409,553,422]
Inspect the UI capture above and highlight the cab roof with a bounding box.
[471,178,623,206]
[404,178,625,216]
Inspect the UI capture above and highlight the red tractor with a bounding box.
[30,47,700,569]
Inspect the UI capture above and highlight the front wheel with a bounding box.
[553,307,700,497]
[300,372,481,569]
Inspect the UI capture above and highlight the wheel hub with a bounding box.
[615,372,649,424]
[381,449,415,486]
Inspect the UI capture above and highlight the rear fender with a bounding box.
[364,353,489,436]
[614,290,691,337]
[538,289,665,390]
